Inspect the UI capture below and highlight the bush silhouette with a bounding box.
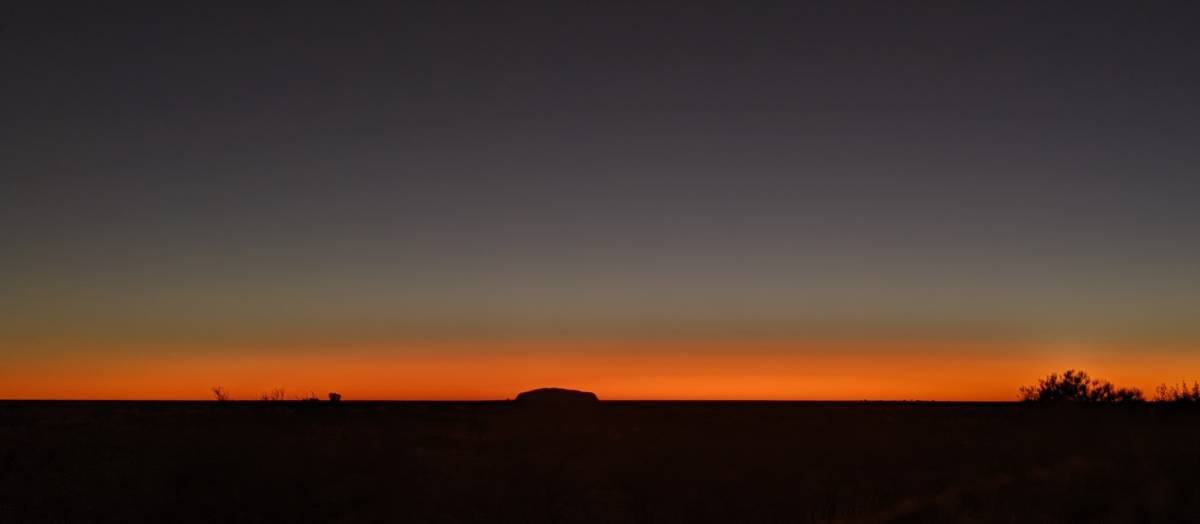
[1019,370,1143,403]
[1154,381,1200,403]
[293,391,321,402]
[259,388,287,401]
[211,386,231,402]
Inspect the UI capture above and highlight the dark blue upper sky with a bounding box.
[3,2,1199,355]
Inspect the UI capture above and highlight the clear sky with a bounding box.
[3,2,1199,399]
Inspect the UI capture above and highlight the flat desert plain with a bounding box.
[2,401,1198,523]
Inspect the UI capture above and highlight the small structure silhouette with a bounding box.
[514,387,598,406]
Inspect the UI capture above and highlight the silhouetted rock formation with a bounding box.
[514,387,599,406]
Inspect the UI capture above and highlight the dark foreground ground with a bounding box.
[2,401,1199,523]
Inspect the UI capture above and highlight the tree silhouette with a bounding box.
[1019,370,1143,403]
[211,386,231,402]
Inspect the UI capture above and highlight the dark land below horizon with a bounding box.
[3,400,1199,523]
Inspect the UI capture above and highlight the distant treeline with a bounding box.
[211,386,341,403]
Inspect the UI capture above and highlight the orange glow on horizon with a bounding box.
[3,339,1198,401]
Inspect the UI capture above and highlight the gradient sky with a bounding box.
[3,2,1199,399]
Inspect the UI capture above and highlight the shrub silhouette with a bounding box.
[259,388,287,401]
[328,392,342,402]
[293,391,321,402]
[1154,381,1200,403]
[211,386,231,402]
[1019,370,1143,403]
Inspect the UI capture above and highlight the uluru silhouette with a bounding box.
[514,387,599,405]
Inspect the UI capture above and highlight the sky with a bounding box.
[3,2,1199,400]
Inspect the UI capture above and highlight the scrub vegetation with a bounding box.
[1018,369,1144,403]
